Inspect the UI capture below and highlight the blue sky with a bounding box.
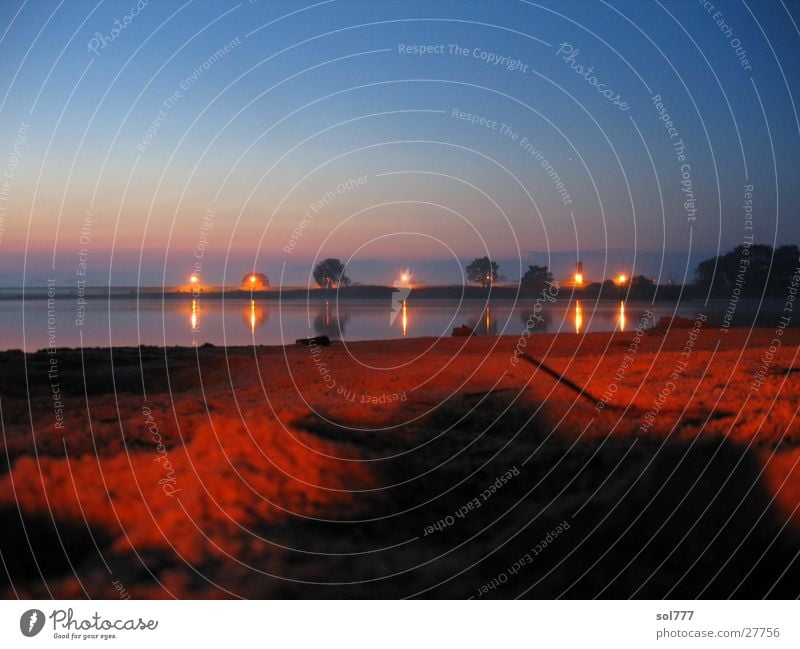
[0,0,798,286]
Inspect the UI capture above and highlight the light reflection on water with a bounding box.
[0,297,786,351]
[190,298,200,333]
[242,299,267,335]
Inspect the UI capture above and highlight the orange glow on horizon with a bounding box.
[574,272,583,286]
[617,273,628,285]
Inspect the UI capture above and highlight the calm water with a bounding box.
[0,296,785,352]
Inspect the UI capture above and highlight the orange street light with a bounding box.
[574,272,583,286]
[397,268,413,288]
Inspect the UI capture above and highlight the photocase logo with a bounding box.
[20,609,45,637]
[390,269,412,326]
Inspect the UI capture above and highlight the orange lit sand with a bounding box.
[1,326,799,598]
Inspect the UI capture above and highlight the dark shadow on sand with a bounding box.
[2,394,799,598]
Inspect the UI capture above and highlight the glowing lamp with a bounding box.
[397,268,412,288]
[617,274,627,285]
[574,272,583,285]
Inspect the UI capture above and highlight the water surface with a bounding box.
[0,295,785,352]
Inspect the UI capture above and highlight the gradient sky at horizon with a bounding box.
[0,0,798,287]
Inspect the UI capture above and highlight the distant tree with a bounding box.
[466,257,499,287]
[630,274,655,288]
[737,244,774,295]
[695,244,799,296]
[312,258,350,289]
[771,245,800,292]
[600,278,618,296]
[241,272,269,290]
[520,265,554,293]
[629,275,656,297]
[695,255,718,292]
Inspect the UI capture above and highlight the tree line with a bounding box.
[310,244,798,295]
[466,244,799,297]
[695,244,799,296]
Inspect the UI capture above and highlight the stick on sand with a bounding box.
[518,352,609,408]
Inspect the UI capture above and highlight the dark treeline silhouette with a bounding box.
[312,258,351,289]
[520,264,554,294]
[696,244,799,296]
[575,275,659,300]
[466,256,499,287]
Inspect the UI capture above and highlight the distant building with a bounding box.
[241,272,269,290]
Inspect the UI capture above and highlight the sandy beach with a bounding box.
[1,323,799,598]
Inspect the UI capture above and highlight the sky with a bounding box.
[0,0,798,287]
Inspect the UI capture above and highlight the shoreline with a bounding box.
[1,322,796,355]
[1,283,700,301]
